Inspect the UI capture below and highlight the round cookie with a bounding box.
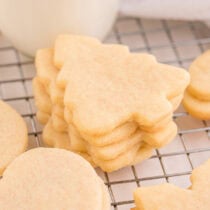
[0,100,28,175]
[183,91,210,120]
[187,50,210,101]
[0,148,110,210]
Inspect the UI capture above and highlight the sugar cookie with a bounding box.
[33,77,52,114]
[54,34,101,68]
[187,50,210,101]
[68,124,87,153]
[33,34,189,172]
[0,100,28,175]
[86,131,143,161]
[57,53,189,136]
[183,50,210,120]
[35,48,58,90]
[0,148,109,210]
[133,158,210,210]
[36,110,50,124]
[51,113,68,132]
[42,119,71,150]
[92,144,153,172]
[83,121,176,160]
[183,91,210,120]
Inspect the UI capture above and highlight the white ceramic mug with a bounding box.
[0,0,119,56]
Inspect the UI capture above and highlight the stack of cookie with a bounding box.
[33,34,190,172]
[183,50,210,120]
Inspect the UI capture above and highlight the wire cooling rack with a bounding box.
[0,15,210,210]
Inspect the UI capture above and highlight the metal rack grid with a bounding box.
[0,15,210,210]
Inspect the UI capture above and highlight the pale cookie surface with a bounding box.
[78,121,139,147]
[68,124,88,152]
[0,148,110,210]
[52,113,68,132]
[42,119,71,150]
[0,100,28,175]
[183,91,210,120]
[133,158,210,210]
[36,110,50,125]
[54,34,101,68]
[57,52,189,136]
[49,80,64,105]
[76,121,176,161]
[52,104,64,118]
[42,120,95,166]
[49,80,64,106]
[33,77,52,114]
[35,48,58,89]
[92,143,153,172]
[87,130,143,160]
[65,107,175,147]
[187,50,210,101]
[142,121,177,148]
[71,94,178,139]
[35,48,63,106]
